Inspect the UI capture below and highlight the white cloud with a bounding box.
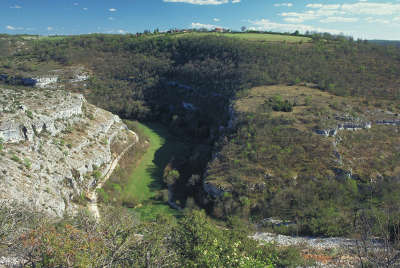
[306,2,400,16]
[118,29,127,34]
[320,16,359,23]
[365,17,390,24]
[213,18,220,22]
[108,17,115,21]
[6,25,24,30]
[281,11,319,23]
[248,19,344,35]
[73,2,79,6]
[109,8,117,12]
[163,0,230,5]
[10,4,22,9]
[280,1,400,27]
[191,22,221,29]
[232,0,241,3]
[341,2,400,16]
[274,3,293,7]
[83,7,88,11]
[306,4,340,10]
[47,26,54,31]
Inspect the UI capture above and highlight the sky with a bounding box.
[1,0,400,40]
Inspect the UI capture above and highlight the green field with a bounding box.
[124,122,186,220]
[172,32,311,43]
[222,33,311,42]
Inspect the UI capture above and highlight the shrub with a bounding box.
[11,154,20,163]
[25,110,33,119]
[96,188,109,203]
[266,95,293,112]
[24,158,31,169]
[93,170,102,180]
[121,195,138,208]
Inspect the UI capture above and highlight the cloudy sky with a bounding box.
[1,0,400,40]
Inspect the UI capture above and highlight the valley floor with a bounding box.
[103,122,186,220]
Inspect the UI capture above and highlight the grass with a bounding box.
[129,122,187,220]
[222,33,311,43]
[104,121,186,220]
[172,32,311,43]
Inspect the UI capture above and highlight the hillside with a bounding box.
[205,84,400,236]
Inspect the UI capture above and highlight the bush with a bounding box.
[96,188,109,203]
[24,158,31,169]
[121,195,138,208]
[25,110,33,119]
[11,154,20,163]
[267,95,293,112]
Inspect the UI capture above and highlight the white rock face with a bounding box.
[0,87,135,217]
[35,76,59,88]
[70,74,89,83]
[250,232,382,250]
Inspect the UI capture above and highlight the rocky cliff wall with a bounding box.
[0,86,135,217]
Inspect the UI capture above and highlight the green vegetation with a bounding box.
[267,95,293,112]
[207,85,400,236]
[222,32,310,42]
[23,158,31,169]
[102,122,187,220]
[8,206,305,267]
[25,110,33,119]
[175,32,311,43]
[10,154,20,163]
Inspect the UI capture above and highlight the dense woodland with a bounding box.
[1,32,400,250]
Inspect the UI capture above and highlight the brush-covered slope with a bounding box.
[205,85,400,236]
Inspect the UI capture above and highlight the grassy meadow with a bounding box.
[172,32,311,43]
[101,121,186,220]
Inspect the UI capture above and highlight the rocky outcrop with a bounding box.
[203,182,224,198]
[376,119,400,126]
[250,232,382,250]
[182,102,197,111]
[0,87,135,217]
[34,76,59,88]
[314,121,372,137]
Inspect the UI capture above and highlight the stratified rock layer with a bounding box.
[0,86,135,217]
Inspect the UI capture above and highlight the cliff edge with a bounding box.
[0,86,136,217]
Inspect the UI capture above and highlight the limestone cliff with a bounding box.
[0,86,136,217]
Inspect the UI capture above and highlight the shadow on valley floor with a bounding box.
[145,122,188,192]
[130,122,187,220]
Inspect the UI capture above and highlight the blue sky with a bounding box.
[1,0,400,40]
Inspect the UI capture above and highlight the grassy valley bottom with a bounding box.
[98,121,183,220]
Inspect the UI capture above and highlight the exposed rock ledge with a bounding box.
[250,232,382,251]
[314,122,372,137]
[0,87,135,217]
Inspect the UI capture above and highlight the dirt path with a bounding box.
[87,130,139,219]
